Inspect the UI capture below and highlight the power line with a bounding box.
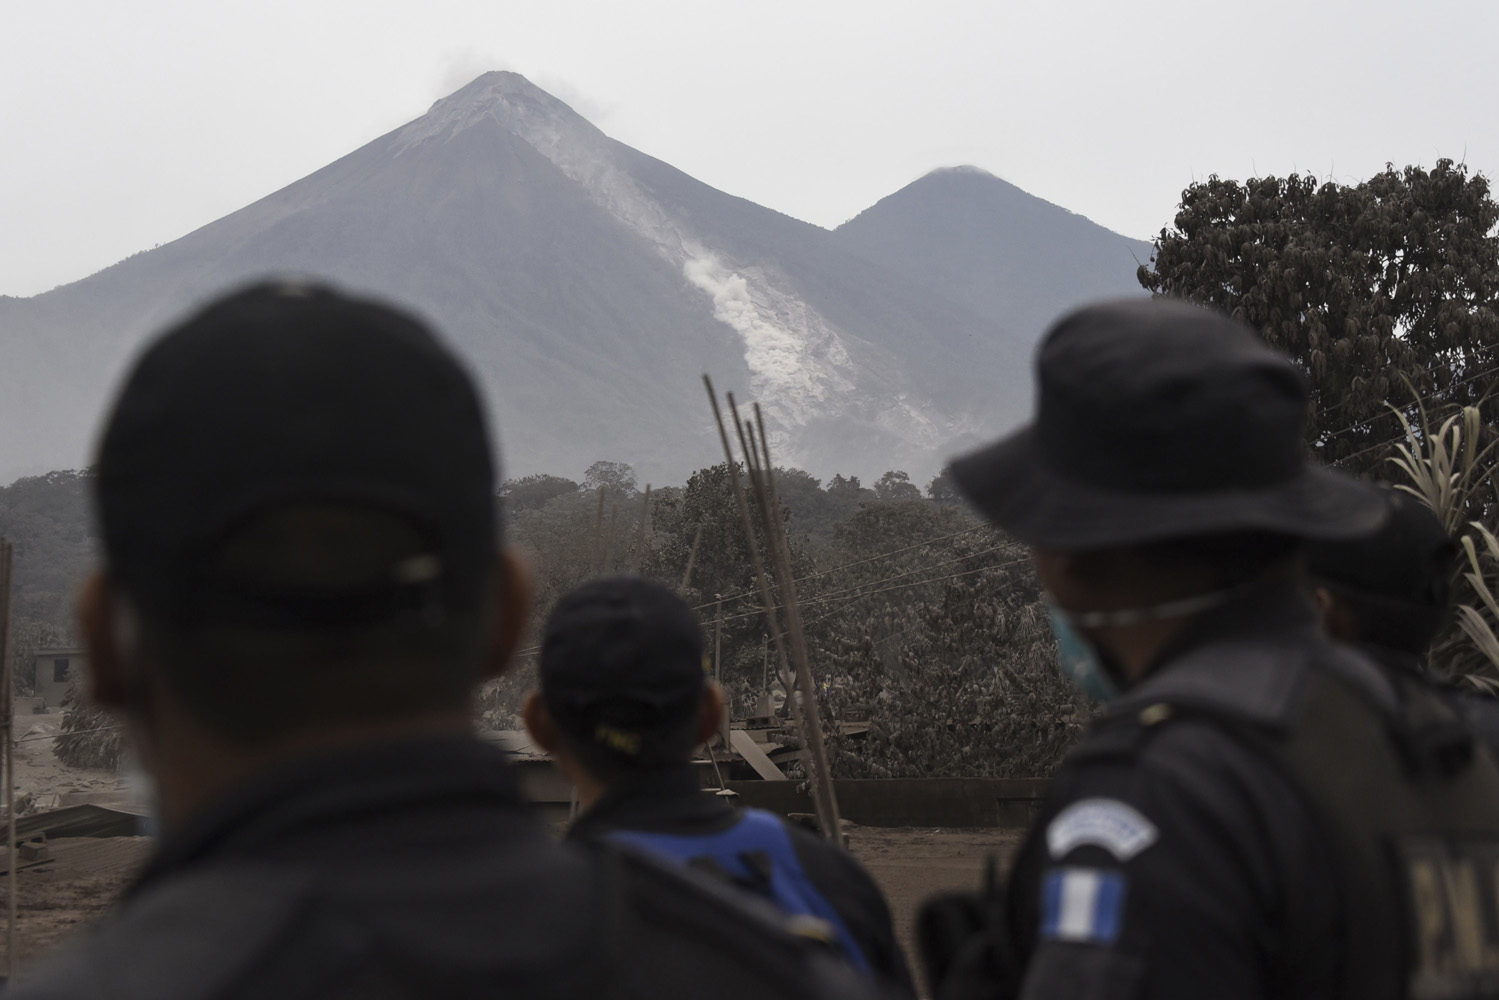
[677,521,994,618]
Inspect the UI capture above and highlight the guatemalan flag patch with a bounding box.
[1040,867,1127,945]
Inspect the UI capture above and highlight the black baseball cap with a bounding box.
[539,577,708,764]
[1307,486,1457,609]
[94,280,499,627]
[949,298,1387,548]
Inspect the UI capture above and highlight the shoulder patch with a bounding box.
[1041,867,1127,945]
[1046,798,1158,861]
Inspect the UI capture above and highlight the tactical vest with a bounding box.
[1115,659,1499,1000]
[605,808,873,974]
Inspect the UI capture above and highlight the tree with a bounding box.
[582,461,638,499]
[810,504,1084,778]
[872,470,921,502]
[926,468,962,505]
[499,474,579,515]
[1139,160,1499,470]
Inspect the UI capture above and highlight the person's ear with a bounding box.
[697,683,726,746]
[76,572,130,710]
[1315,586,1357,641]
[481,549,534,680]
[523,691,560,753]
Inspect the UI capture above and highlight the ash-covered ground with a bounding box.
[0,722,1023,985]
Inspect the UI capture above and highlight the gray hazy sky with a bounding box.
[4,0,1496,298]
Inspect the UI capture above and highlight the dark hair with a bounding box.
[131,504,493,745]
[556,708,703,783]
[1138,531,1304,588]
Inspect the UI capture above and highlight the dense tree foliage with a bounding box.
[499,474,580,513]
[1139,160,1499,470]
[489,464,1082,776]
[582,460,638,499]
[0,470,95,627]
[7,460,1082,779]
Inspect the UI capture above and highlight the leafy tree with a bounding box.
[0,470,97,627]
[926,468,962,505]
[582,461,638,499]
[1139,160,1499,469]
[821,474,871,526]
[872,470,921,502]
[809,503,1085,777]
[499,474,579,514]
[768,468,832,539]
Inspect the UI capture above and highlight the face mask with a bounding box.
[121,746,163,839]
[1043,588,1235,702]
[1045,601,1118,702]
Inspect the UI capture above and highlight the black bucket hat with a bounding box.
[949,298,1386,549]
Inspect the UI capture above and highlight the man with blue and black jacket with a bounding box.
[524,576,915,994]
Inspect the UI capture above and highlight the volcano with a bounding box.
[0,72,1147,486]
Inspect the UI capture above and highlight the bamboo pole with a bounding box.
[701,378,810,792]
[740,404,842,840]
[0,538,15,977]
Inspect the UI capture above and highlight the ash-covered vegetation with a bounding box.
[3,461,1083,779]
[488,461,1084,779]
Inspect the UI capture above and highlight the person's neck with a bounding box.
[147,709,476,830]
[1090,616,1197,684]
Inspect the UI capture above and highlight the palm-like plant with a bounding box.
[1388,395,1499,688]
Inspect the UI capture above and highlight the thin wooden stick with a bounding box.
[726,395,805,707]
[727,395,838,840]
[702,378,806,776]
[0,539,15,976]
[751,404,842,839]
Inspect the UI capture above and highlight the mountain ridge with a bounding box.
[0,72,1144,487]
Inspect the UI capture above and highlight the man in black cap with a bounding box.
[920,297,1499,1000]
[523,576,914,993]
[12,282,872,1000]
[1308,485,1499,751]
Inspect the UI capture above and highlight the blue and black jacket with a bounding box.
[568,768,914,993]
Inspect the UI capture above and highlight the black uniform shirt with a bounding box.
[1355,642,1499,760]
[569,767,915,993]
[11,737,874,1000]
[1004,584,1367,1000]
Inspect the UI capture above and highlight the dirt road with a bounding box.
[849,826,1024,988]
[0,728,1029,984]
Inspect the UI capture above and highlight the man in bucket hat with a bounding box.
[919,298,1499,1000]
